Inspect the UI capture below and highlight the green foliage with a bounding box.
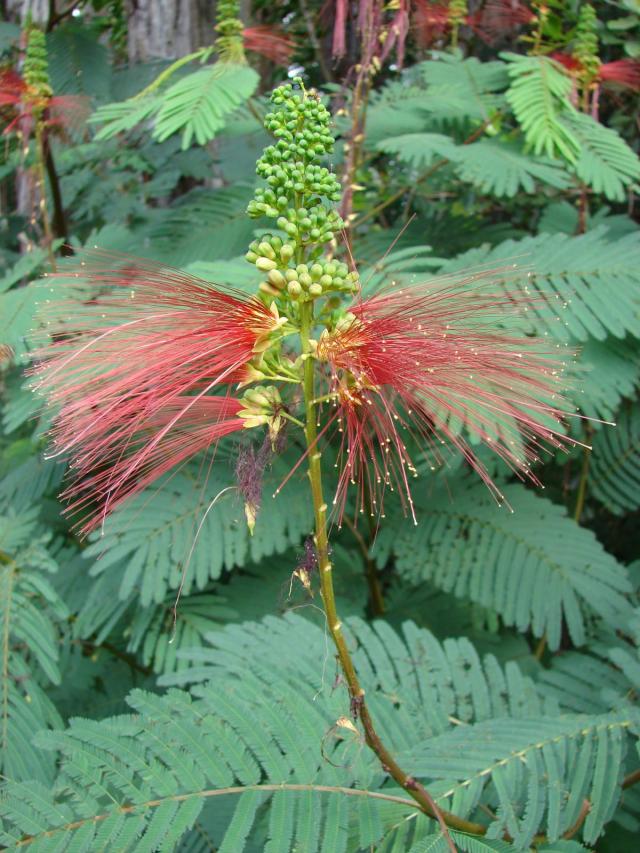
[1,615,637,851]
[440,229,640,343]
[375,479,632,650]
[590,406,640,515]
[153,64,259,148]
[502,53,580,162]
[409,713,632,848]
[1,4,639,850]
[82,465,312,606]
[92,63,259,149]
[0,248,62,363]
[378,135,569,197]
[0,506,67,785]
[563,111,640,201]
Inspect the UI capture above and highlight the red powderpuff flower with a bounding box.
[414,0,534,48]
[468,0,535,46]
[413,1,456,47]
[243,25,296,66]
[31,255,282,534]
[317,271,584,524]
[598,59,640,91]
[552,53,640,92]
[0,68,84,138]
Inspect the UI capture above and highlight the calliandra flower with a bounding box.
[31,255,284,534]
[243,26,296,66]
[317,271,584,523]
[413,0,534,47]
[553,53,640,93]
[413,1,455,46]
[0,68,84,139]
[467,0,535,46]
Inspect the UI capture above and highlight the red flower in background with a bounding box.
[243,26,296,66]
[468,0,535,46]
[0,67,84,139]
[598,59,640,91]
[414,0,534,47]
[413,1,455,47]
[318,272,581,523]
[31,255,282,534]
[553,53,640,92]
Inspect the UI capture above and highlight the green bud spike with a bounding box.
[574,4,601,85]
[23,25,51,95]
[215,0,246,64]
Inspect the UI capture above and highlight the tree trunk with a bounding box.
[5,0,48,23]
[125,0,217,62]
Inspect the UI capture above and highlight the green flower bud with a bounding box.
[280,244,294,262]
[309,283,323,297]
[267,269,286,289]
[259,281,280,297]
[256,257,277,272]
[258,242,276,260]
[287,280,302,298]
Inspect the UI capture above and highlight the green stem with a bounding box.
[134,49,208,100]
[341,513,385,616]
[574,430,592,524]
[298,302,472,850]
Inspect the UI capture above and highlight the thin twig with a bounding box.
[562,799,590,840]
[342,514,385,616]
[11,783,430,848]
[574,425,593,524]
[623,767,640,789]
[44,140,69,247]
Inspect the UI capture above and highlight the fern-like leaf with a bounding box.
[561,112,640,202]
[590,405,640,515]
[153,64,259,149]
[440,229,640,342]
[502,53,580,162]
[407,714,633,848]
[570,338,640,425]
[82,467,312,606]
[374,480,632,650]
[0,507,67,784]
[1,615,635,851]
[377,135,569,198]
[91,95,162,139]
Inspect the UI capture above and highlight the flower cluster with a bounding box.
[34,77,585,538]
[248,81,343,247]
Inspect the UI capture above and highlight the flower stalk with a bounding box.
[300,299,460,847]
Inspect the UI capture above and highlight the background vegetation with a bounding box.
[0,1,639,850]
